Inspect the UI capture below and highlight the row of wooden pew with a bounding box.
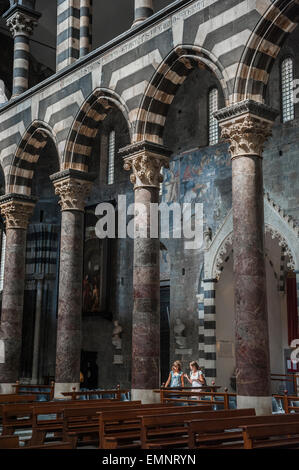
[1,398,299,449]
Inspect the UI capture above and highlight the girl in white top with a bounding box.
[184,361,205,399]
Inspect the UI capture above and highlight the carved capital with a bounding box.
[6,12,38,37]
[214,100,278,159]
[53,178,92,212]
[0,196,35,229]
[120,141,171,189]
[50,170,95,212]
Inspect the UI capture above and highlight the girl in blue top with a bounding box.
[165,361,185,388]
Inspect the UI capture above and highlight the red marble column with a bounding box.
[50,170,94,398]
[215,101,278,415]
[0,195,35,393]
[121,141,170,403]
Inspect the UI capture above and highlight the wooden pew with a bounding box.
[13,381,55,401]
[0,435,73,449]
[64,403,195,448]
[188,413,299,449]
[99,404,213,449]
[0,394,37,405]
[0,435,19,448]
[273,391,299,414]
[1,400,140,438]
[140,408,256,449]
[242,422,299,449]
[30,400,142,445]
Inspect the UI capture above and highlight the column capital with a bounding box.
[214,100,279,159]
[0,193,36,229]
[50,169,95,212]
[119,141,171,189]
[4,5,41,37]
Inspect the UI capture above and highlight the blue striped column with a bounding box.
[133,0,154,27]
[79,0,92,57]
[5,10,39,96]
[203,278,217,380]
[57,0,80,71]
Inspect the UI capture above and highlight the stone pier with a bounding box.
[51,170,94,398]
[215,100,278,415]
[0,195,35,393]
[120,141,170,403]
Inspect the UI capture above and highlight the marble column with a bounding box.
[79,0,92,57]
[4,5,40,96]
[215,100,278,415]
[0,194,35,394]
[120,141,170,403]
[50,170,94,398]
[133,0,154,27]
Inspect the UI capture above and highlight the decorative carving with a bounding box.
[124,154,169,188]
[120,141,171,189]
[220,115,273,158]
[265,192,298,237]
[174,318,187,349]
[112,320,123,350]
[6,12,38,37]
[265,225,295,270]
[203,227,212,248]
[0,198,35,229]
[53,177,93,211]
[213,232,233,280]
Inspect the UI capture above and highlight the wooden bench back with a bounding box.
[243,422,299,449]
[189,412,299,433]
[188,413,299,448]
[98,405,211,448]
[141,407,256,429]
[0,394,37,404]
[0,435,19,449]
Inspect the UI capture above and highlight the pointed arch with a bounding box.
[234,0,299,103]
[204,195,299,281]
[7,121,59,196]
[134,45,230,144]
[63,88,132,172]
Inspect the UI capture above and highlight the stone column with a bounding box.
[203,278,217,381]
[215,100,278,415]
[31,276,43,384]
[79,0,92,57]
[133,0,154,27]
[0,194,35,394]
[50,170,94,398]
[4,5,40,96]
[56,0,80,71]
[120,141,170,403]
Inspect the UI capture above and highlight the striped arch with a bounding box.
[63,88,132,172]
[135,45,230,144]
[7,121,58,196]
[234,0,299,103]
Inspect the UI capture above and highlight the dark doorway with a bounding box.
[80,350,98,389]
[160,286,170,385]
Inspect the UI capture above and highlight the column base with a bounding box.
[0,383,15,394]
[54,382,79,399]
[237,395,272,416]
[131,389,160,404]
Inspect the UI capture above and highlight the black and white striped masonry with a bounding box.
[4,4,40,97]
[79,0,92,57]
[57,0,80,71]
[133,0,154,27]
[203,278,217,379]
